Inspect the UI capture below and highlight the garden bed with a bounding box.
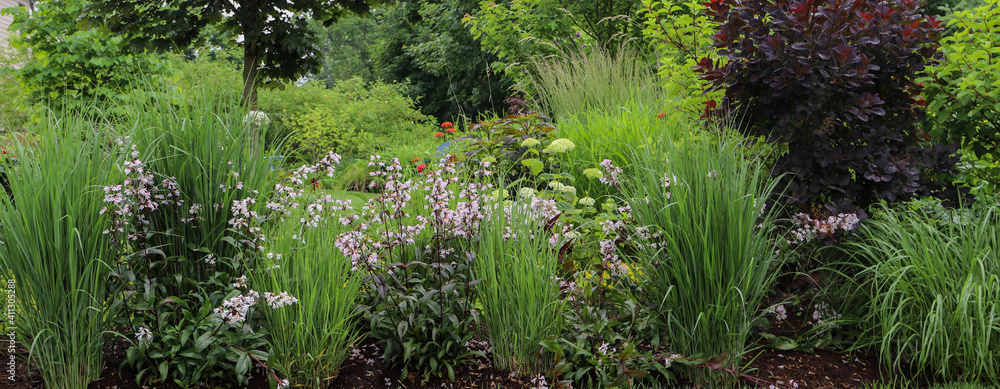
[1,338,889,389]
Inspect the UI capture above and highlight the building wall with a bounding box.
[0,0,27,47]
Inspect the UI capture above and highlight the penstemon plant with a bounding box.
[101,94,299,387]
[344,155,495,384]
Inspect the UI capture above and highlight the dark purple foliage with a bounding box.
[696,0,963,215]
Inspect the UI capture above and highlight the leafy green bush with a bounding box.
[461,113,562,186]
[0,113,122,389]
[464,0,576,92]
[121,270,270,386]
[0,44,38,130]
[640,0,724,115]
[288,108,377,160]
[373,0,512,122]
[260,78,435,161]
[839,199,1000,384]
[696,0,962,215]
[465,0,641,94]
[923,0,1000,195]
[4,0,168,112]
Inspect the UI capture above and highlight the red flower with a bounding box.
[412,157,421,163]
[434,132,445,138]
[441,122,454,128]
[417,163,427,172]
[445,128,457,134]
[656,112,667,119]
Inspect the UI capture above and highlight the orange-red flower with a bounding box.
[417,163,427,172]
[656,112,667,119]
[412,157,421,163]
[445,128,456,134]
[441,121,453,128]
[434,132,445,138]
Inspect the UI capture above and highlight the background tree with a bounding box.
[374,0,512,122]
[309,14,379,86]
[87,0,376,108]
[465,0,644,94]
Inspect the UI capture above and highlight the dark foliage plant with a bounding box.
[695,0,963,216]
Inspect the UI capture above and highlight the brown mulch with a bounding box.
[744,347,884,389]
[1,335,530,389]
[0,272,904,389]
[1,331,895,389]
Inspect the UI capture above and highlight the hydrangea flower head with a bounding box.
[542,138,575,154]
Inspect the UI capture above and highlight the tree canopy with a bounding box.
[87,0,377,108]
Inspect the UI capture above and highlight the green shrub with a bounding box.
[639,0,724,116]
[923,0,1000,196]
[372,0,513,122]
[839,199,1000,384]
[4,0,169,113]
[0,44,38,130]
[0,113,122,389]
[260,78,435,161]
[288,108,377,161]
[465,0,641,94]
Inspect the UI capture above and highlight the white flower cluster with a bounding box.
[215,291,259,325]
[214,290,298,325]
[598,159,623,189]
[771,304,788,321]
[262,291,299,309]
[136,327,153,343]
[599,220,629,277]
[101,144,183,241]
[811,302,841,327]
[243,110,271,127]
[787,212,861,245]
[529,374,550,389]
[267,151,342,219]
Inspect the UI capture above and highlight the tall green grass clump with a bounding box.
[126,89,275,267]
[622,131,781,384]
[0,114,122,389]
[104,89,282,386]
[841,201,1000,384]
[475,198,563,375]
[532,45,662,121]
[256,211,363,388]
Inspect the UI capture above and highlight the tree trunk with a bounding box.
[242,39,260,111]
